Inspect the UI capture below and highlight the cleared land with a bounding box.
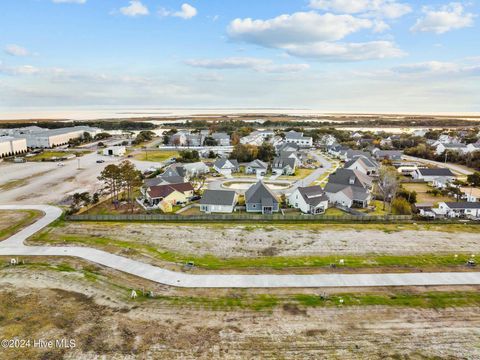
[29,221,480,271]
[403,182,456,204]
[0,261,479,359]
[0,210,42,241]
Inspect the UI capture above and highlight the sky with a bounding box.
[0,0,479,115]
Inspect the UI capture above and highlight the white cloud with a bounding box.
[185,57,310,73]
[284,41,405,61]
[391,60,480,76]
[411,3,475,34]
[227,12,404,61]
[174,3,197,19]
[159,3,197,20]
[4,44,29,57]
[120,0,149,17]
[228,12,372,47]
[309,0,411,19]
[0,63,39,75]
[52,0,86,3]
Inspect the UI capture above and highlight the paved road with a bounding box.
[403,155,474,176]
[2,204,480,288]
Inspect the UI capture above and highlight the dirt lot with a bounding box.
[35,222,480,258]
[0,263,479,359]
[0,210,41,241]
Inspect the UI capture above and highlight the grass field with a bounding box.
[27,150,91,161]
[279,168,315,180]
[133,150,178,162]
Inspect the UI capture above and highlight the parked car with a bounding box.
[57,162,65,167]
[190,195,201,201]
[96,159,105,163]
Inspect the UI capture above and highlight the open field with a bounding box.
[403,182,456,204]
[133,150,178,162]
[0,210,42,241]
[27,150,91,162]
[29,221,480,272]
[1,261,480,359]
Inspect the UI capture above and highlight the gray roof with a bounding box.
[417,168,454,177]
[442,143,467,149]
[344,156,378,170]
[444,202,480,209]
[212,132,230,140]
[214,158,239,169]
[285,131,304,139]
[200,190,237,206]
[162,165,186,178]
[247,159,268,170]
[272,156,296,169]
[276,142,300,153]
[297,186,328,206]
[374,150,403,159]
[327,168,372,189]
[324,183,370,201]
[245,181,278,205]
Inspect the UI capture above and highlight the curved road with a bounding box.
[1,205,480,288]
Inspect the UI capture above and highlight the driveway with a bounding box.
[2,204,480,288]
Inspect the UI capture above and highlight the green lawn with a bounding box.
[279,168,315,180]
[27,150,90,161]
[133,150,178,162]
[358,200,388,216]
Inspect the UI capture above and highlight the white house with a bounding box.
[460,187,480,202]
[211,132,231,146]
[103,146,126,157]
[435,143,469,155]
[412,168,455,188]
[199,190,237,213]
[435,202,480,219]
[284,131,313,148]
[288,186,329,214]
[324,169,373,208]
[245,159,268,177]
[343,156,378,176]
[213,158,239,177]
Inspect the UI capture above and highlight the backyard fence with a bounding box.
[68,213,413,223]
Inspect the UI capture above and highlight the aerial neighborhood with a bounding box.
[1,119,480,221]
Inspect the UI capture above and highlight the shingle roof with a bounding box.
[147,182,194,199]
[444,202,480,209]
[245,181,278,204]
[297,186,328,206]
[272,156,296,169]
[417,168,454,177]
[247,159,268,169]
[327,168,372,189]
[200,190,236,206]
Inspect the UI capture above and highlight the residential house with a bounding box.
[213,158,239,176]
[245,159,268,176]
[467,141,480,153]
[144,182,194,207]
[288,186,329,214]
[199,190,238,213]
[344,149,373,162]
[245,180,279,214]
[240,130,274,146]
[343,156,378,176]
[460,187,480,202]
[276,142,300,154]
[324,169,373,208]
[272,156,296,175]
[372,149,403,161]
[182,162,210,177]
[328,145,349,159]
[412,168,455,188]
[284,131,313,148]
[169,131,188,146]
[162,164,187,180]
[211,132,231,146]
[435,143,469,155]
[434,202,480,219]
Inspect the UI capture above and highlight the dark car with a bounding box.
[190,195,202,201]
[96,159,105,163]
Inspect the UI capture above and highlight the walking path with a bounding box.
[2,205,480,288]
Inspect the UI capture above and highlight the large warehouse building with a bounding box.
[8,126,101,148]
[0,136,28,158]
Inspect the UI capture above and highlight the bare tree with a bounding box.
[377,167,399,211]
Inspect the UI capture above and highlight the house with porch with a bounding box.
[213,158,239,177]
[288,186,329,214]
[272,156,296,175]
[245,159,268,177]
[199,190,237,213]
[434,202,480,219]
[324,169,373,208]
[245,181,279,214]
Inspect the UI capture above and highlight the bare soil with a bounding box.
[41,222,480,258]
[0,264,479,359]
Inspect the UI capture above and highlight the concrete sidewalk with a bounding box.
[2,204,480,288]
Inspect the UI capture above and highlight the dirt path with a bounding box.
[44,222,480,258]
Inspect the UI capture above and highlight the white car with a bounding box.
[57,162,65,167]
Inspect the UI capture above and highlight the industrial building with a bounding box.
[0,136,28,158]
[7,126,101,148]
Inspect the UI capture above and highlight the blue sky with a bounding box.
[1,0,479,114]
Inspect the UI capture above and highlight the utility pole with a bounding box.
[77,158,80,170]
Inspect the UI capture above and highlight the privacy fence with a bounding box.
[68,213,413,223]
